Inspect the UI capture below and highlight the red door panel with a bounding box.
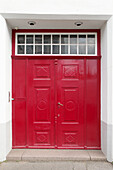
[86,59,100,148]
[13,100,26,146]
[56,60,84,148]
[27,60,55,148]
[12,59,26,98]
[12,59,26,148]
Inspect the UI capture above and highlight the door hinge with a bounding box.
[8,91,10,102]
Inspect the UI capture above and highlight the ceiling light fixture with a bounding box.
[15,27,18,30]
[74,22,83,27]
[28,21,36,26]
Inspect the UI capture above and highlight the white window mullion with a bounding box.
[77,34,79,55]
[25,34,26,54]
[59,34,61,54]
[51,35,52,54]
[68,34,70,54]
[16,33,17,55]
[33,35,35,54]
[95,33,97,55]
[42,34,44,54]
[86,34,88,55]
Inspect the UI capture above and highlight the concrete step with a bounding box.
[6,149,106,161]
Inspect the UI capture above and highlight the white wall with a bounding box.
[0,0,113,15]
[0,15,12,162]
[101,16,113,162]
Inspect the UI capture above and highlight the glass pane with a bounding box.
[35,45,42,54]
[26,45,33,54]
[35,35,42,44]
[87,35,95,44]
[79,35,86,44]
[61,45,68,54]
[79,45,86,54]
[44,35,51,44]
[52,45,59,54]
[26,35,33,44]
[52,35,59,44]
[70,35,77,44]
[17,35,25,44]
[44,45,51,54]
[61,35,68,44]
[88,45,95,54]
[70,45,77,54]
[17,45,24,54]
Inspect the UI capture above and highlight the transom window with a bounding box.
[16,33,97,55]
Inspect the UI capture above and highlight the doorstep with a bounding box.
[6,149,106,161]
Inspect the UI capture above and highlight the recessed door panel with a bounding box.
[35,88,51,121]
[63,88,79,122]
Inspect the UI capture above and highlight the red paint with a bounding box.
[11,55,101,60]
[12,59,26,147]
[85,59,101,148]
[12,29,101,149]
[56,60,84,148]
[27,60,55,147]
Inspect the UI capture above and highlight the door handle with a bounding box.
[11,98,15,101]
[58,102,63,106]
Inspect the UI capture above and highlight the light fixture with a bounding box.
[74,22,83,27]
[15,27,18,30]
[28,21,36,26]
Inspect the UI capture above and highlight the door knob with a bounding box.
[58,102,63,106]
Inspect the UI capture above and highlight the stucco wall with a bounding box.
[101,16,113,162]
[0,15,12,161]
[0,0,113,15]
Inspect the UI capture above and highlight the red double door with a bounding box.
[27,59,84,148]
[12,58,100,149]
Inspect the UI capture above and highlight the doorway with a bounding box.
[12,30,100,149]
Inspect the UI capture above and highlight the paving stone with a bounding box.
[0,162,53,170]
[87,161,113,170]
[88,150,106,161]
[73,162,86,170]
[52,161,73,170]
[0,162,34,170]
[6,149,25,161]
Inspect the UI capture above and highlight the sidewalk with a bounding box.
[0,149,112,170]
[0,161,113,170]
